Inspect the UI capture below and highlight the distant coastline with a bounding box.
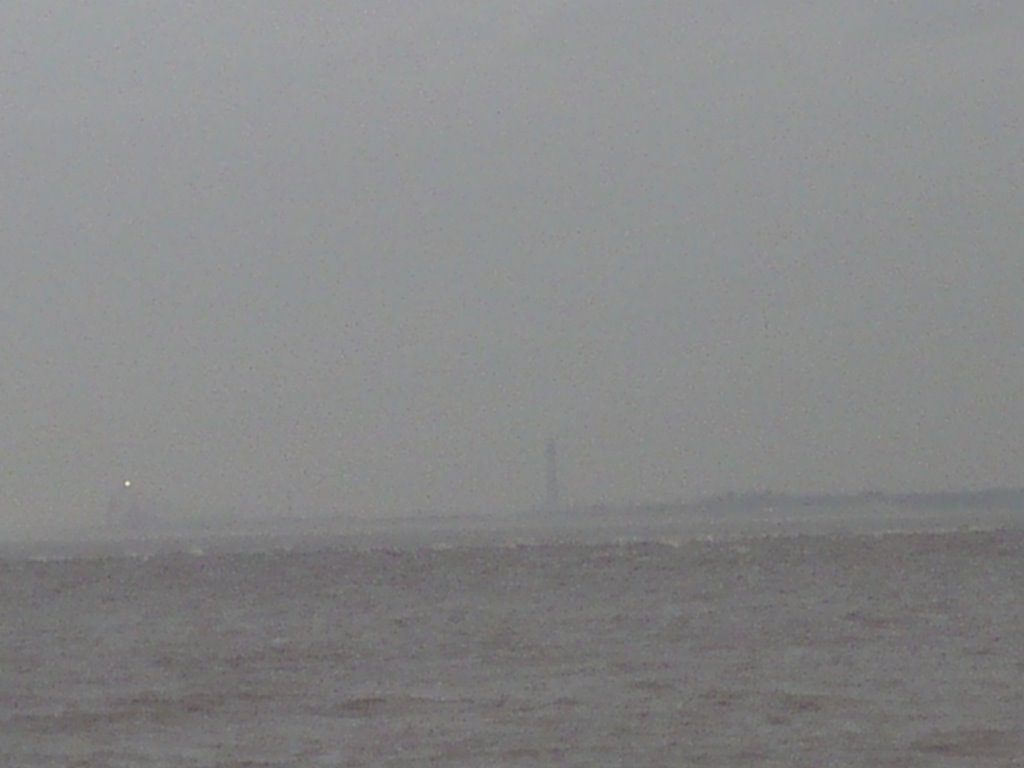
[7,485,1023,555]
[553,487,1024,519]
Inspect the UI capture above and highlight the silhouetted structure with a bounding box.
[545,439,560,513]
[107,479,142,530]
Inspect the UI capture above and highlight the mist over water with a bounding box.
[4,5,1024,764]
[4,3,1024,537]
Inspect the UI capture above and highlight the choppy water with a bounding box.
[3,526,1022,766]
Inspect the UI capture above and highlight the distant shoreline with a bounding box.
[559,486,1024,519]
[5,486,1022,554]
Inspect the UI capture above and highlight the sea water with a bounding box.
[2,521,1022,766]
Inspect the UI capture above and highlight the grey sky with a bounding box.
[3,2,1023,534]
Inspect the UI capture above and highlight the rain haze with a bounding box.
[5,6,1024,766]
[3,2,1024,538]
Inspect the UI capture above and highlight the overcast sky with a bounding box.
[3,2,1023,534]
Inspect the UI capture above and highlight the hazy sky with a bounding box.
[3,2,1023,533]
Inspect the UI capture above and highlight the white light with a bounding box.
[124,480,132,489]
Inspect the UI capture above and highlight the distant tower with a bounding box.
[545,439,560,513]
[107,479,141,530]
